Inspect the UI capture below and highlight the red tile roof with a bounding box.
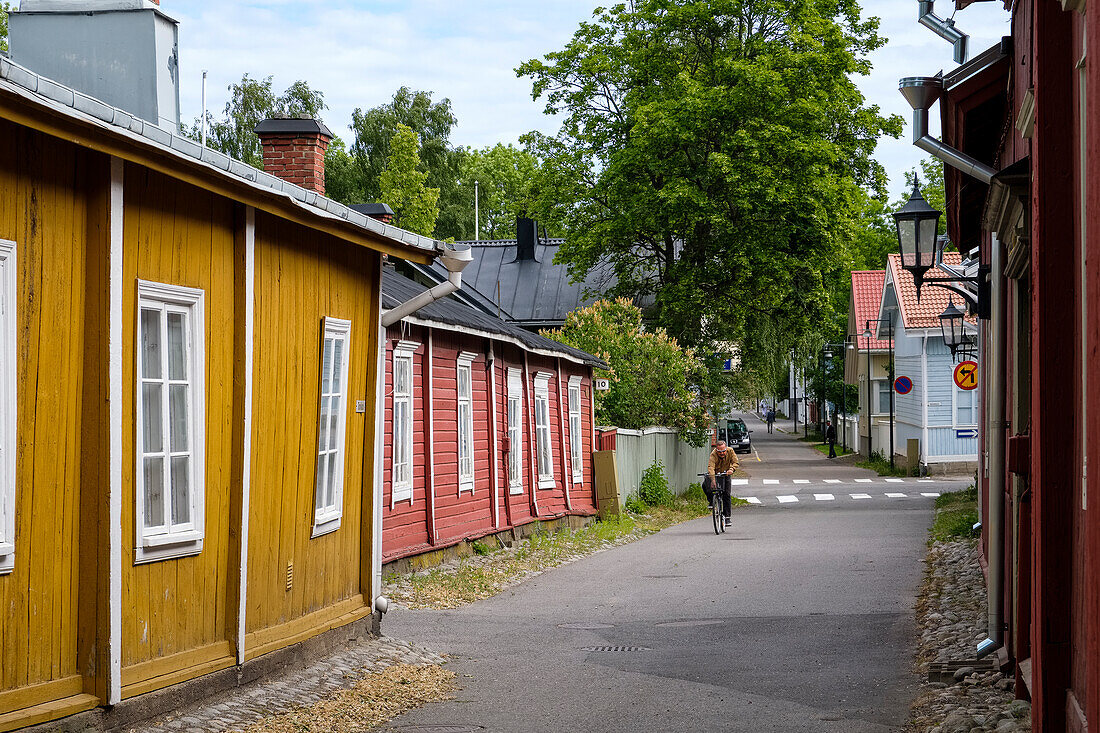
[851,270,892,350]
[887,252,975,330]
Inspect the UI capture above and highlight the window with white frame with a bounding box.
[507,369,523,493]
[135,280,205,564]
[313,317,351,537]
[874,379,892,415]
[457,353,476,492]
[955,384,977,426]
[568,377,583,483]
[0,240,16,575]
[391,342,417,504]
[534,373,554,489]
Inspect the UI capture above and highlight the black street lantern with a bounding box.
[893,177,942,295]
[939,297,965,353]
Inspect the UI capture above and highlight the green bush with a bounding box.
[638,461,675,507]
[682,482,706,503]
[470,539,492,556]
[623,492,648,514]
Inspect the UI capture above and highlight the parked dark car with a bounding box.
[728,419,752,454]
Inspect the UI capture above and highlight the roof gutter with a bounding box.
[899,76,997,184]
[381,241,473,327]
[918,1,969,64]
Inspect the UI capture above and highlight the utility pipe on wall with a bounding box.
[918,1,969,64]
[977,234,1006,659]
[381,242,472,327]
[899,77,997,185]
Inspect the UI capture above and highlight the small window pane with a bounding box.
[395,359,409,394]
[142,383,163,453]
[329,396,341,450]
[315,456,326,510]
[318,396,330,452]
[327,453,338,506]
[331,338,343,394]
[321,339,334,395]
[140,309,162,380]
[143,456,164,526]
[169,384,189,452]
[170,456,190,525]
[167,311,186,381]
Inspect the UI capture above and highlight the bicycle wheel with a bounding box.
[712,495,722,535]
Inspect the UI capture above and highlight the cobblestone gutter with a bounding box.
[909,540,1031,733]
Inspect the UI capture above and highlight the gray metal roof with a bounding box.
[0,56,442,257]
[381,268,606,369]
[426,238,623,328]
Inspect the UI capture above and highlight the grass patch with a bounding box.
[797,431,826,443]
[384,491,742,610]
[930,484,979,542]
[854,450,910,477]
[811,443,855,457]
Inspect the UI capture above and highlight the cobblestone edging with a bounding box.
[910,540,1031,733]
[126,637,446,733]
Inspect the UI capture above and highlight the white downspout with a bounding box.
[921,334,929,469]
[556,358,572,511]
[381,243,472,327]
[427,327,437,545]
[899,77,997,185]
[977,234,1006,659]
[488,342,500,528]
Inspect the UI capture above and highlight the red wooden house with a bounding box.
[379,269,605,566]
[899,1,1100,729]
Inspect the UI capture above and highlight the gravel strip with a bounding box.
[909,540,1031,732]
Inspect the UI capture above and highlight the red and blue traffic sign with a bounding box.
[894,376,913,395]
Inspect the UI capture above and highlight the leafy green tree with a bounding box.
[0,2,11,55]
[518,0,903,360]
[349,87,464,238]
[457,143,539,240]
[184,74,327,168]
[379,124,440,237]
[544,298,712,445]
[324,136,365,205]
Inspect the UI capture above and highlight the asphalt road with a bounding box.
[380,417,970,732]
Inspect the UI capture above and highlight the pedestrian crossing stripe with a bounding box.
[776,495,798,503]
[854,478,873,483]
[762,479,780,485]
[744,497,762,504]
[884,478,905,483]
[885,492,907,498]
[814,494,834,501]
[850,493,872,499]
[823,479,842,484]
[920,492,941,497]
[793,479,810,484]
[731,478,749,486]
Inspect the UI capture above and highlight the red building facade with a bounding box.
[379,270,602,564]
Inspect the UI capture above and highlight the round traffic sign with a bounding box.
[953,360,978,391]
[894,376,913,395]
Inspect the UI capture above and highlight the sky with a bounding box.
[168,0,1013,198]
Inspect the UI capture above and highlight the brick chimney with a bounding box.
[254,117,334,195]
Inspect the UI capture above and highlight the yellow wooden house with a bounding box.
[0,10,455,727]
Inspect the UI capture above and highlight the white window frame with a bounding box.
[533,372,555,489]
[312,317,351,537]
[507,369,524,494]
[391,340,417,505]
[954,383,978,427]
[134,280,205,564]
[568,376,583,484]
[874,379,891,416]
[457,352,477,493]
[0,240,16,574]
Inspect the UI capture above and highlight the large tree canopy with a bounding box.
[0,2,11,54]
[379,124,441,237]
[458,144,539,240]
[518,0,902,357]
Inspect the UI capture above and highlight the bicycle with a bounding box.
[699,473,728,535]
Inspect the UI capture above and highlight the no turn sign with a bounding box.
[953,361,978,391]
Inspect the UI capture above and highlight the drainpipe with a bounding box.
[381,241,473,327]
[977,234,1006,659]
[898,77,997,184]
[918,1,969,64]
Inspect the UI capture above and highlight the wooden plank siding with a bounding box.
[0,121,91,707]
[380,321,598,564]
[245,213,379,644]
[120,165,236,679]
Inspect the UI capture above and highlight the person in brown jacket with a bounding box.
[705,440,740,527]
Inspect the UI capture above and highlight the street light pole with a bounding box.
[888,319,895,470]
[864,318,896,469]
[865,331,872,459]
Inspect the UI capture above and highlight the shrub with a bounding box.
[638,461,675,507]
[682,482,706,503]
[623,492,648,514]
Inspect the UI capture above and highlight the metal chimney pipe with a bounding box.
[918,0,969,64]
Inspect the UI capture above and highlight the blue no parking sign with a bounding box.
[894,376,913,395]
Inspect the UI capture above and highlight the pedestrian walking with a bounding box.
[766,408,775,433]
[826,420,837,458]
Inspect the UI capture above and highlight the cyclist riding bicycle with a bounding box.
[705,439,739,528]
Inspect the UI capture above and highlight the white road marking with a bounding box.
[776,495,799,503]
[742,496,762,504]
[885,478,905,483]
[921,492,941,498]
[855,478,873,483]
[850,493,872,499]
[814,493,835,501]
[885,492,907,498]
[762,479,780,485]
[918,478,935,482]
[823,479,842,484]
[731,478,749,486]
[792,479,810,484]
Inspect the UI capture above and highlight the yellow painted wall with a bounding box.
[246,213,379,639]
[0,122,91,702]
[120,164,236,672]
